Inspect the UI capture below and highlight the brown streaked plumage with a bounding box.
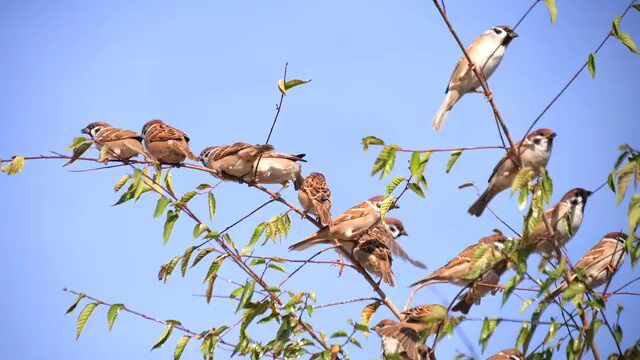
[487,348,525,360]
[354,237,395,287]
[298,172,333,226]
[545,232,627,302]
[452,258,508,314]
[141,119,197,164]
[81,122,155,163]
[199,142,274,180]
[469,128,556,217]
[375,305,446,360]
[522,188,592,256]
[246,151,306,190]
[411,232,507,288]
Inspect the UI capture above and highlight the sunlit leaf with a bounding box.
[163,210,179,245]
[204,254,228,283]
[154,197,171,218]
[150,324,174,351]
[193,223,209,239]
[479,317,500,352]
[65,292,86,314]
[164,170,175,197]
[67,136,90,150]
[543,0,557,25]
[385,176,405,195]
[192,248,214,268]
[208,192,216,221]
[107,304,124,331]
[174,336,190,360]
[113,174,131,192]
[284,79,311,91]
[180,246,195,277]
[361,136,385,151]
[236,280,256,313]
[445,150,463,174]
[64,142,93,167]
[410,151,432,178]
[1,156,25,175]
[408,182,425,198]
[587,53,596,78]
[76,302,99,339]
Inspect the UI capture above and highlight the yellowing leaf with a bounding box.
[277,79,286,95]
[284,79,311,91]
[543,0,557,25]
[67,136,90,150]
[360,301,381,338]
[1,156,25,175]
[113,174,131,192]
[361,136,384,151]
[174,336,191,360]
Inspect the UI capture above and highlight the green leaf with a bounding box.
[64,142,93,167]
[515,322,530,349]
[154,197,171,218]
[208,192,216,221]
[1,156,25,175]
[164,170,175,197]
[67,136,90,150]
[268,263,286,273]
[518,185,529,211]
[284,79,312,91]
[520,298,535,313]
[330,330,348,338]
[113,174,131,192]
[361,136,385,151]
[612,15,639,54]
[634,4,640,12]
[371,145,398,179]
[587,53,596,78]
[134,167,148,200]
[204,254,228,283]
[174,336,190,360]
[65,292,86,314]
[112,183,135,206]
[176,191,197,209]
[236,280,255,313]
[180,246,195,277]
[163,210,179,245]
[408,182,426,198]
[150,324,174,351]
[445,149,463,174]
[379,196,395,219]
[608,171,617,193]
[479,317,500,352]
[511,167,535,194]
[543,0,557,25]
[544,321,559,344]
[193,223,209,239]
[196,183,212,190]
[410,151,432,178]
[191,248,214,268]
[385,176,406,195]
[107,304,124,331]
[76,302,99,339]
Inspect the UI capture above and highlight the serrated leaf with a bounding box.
[235,280,255,313]
[385,176,405,195]
[361,136,385,151]
[151,324,174,351]
[76,302,99,339]
[479,317,500,352]
[410,151,432,178]
[193,223,209,239]
[113,174,131,192]
[543,0,557,25]
[284,79,311,91]
[360,301,381,338]
[180,246,195,277]
[107,304,124,331]
[174,336,190,360]
[208,192,216,221]
[67,136,90,150]
[587,53,596,78]
[379,196,395,219]
[204,254,228,283]
[371,146,398,179]
[65,292,86,314]
[154,197,171,218]
[163,210,179,245]
[408,182,426,198]
[64,142,93,167]
[445,149,463,174]
[191,248,214,268]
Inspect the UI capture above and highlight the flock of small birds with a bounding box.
[79,24,628,360]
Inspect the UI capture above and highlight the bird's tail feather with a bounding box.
[431,89,460,131]
[468,187,496,217]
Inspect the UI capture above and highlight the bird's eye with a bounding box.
[533,138,541,144]
[493,28,503,35]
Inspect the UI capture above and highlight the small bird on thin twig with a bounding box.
[141,119,197,164]
[81,122,155,163]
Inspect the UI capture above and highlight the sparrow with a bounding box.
[374,319,436,360]
[374,304,447,360]
[432,25,519,131]
[487,349,525,360]
[545,232,627,301]
[288,195,397,251]
[141,119,197,164]
[353,237,396,287]
[298,172,333,226]
[451,258,508,314]
[382,217,426,269]
[199,142,275,181]
[245,151,306,190]
[521,188,592,256]
[410,232,507,288]
[468,128,556,217]
[81,122,155,163]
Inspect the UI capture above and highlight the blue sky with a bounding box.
[1,0,639,358]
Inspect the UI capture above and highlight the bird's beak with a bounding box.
[510,30,519,38]
[81,128,90,135]
[401,230,409,236]
[585,190,593,197]
[550,132,557,139]
[392,202,400,209]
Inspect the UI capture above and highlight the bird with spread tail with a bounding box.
[432,25,519,131]
[81,122,155,163]
[141,120,197,164]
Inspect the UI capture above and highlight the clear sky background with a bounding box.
[1,0,639,359]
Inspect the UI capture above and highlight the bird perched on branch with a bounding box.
[487,349,525,360]
[199,142,274,181]
[81,122,155,163]
[289,195,396,250]
[246,151,306,190]
[452,258,508,314]
[298,172,333,226]
[545,232,627,302]
[521,188,592,256]
[374,304,447,360]
[468,128,556,217]
[141,120,197,164]
[411,232,507,289]
[432,25,519,131]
